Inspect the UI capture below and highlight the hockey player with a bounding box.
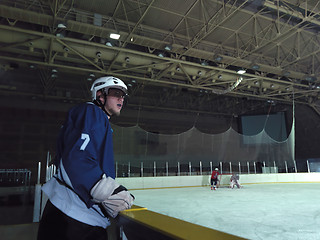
[230,173,241,189]
[210,167,220,190]
[37,76,134,240]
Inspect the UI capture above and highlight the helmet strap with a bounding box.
[93,91,112,117]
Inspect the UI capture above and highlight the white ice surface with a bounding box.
[130,183,320,240]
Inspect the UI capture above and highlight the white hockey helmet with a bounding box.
[90,76,127,101]
[215,168,219,171]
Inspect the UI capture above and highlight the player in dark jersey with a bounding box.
[38,76,134,240]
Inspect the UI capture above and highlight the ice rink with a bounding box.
[130,183,320,240]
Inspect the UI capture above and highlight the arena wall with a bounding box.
[117,173,320,190]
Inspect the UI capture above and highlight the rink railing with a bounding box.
[115,159,317,178]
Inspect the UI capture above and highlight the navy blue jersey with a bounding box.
[55,102,115,208]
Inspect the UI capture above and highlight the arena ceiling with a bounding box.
[1,0,320,127]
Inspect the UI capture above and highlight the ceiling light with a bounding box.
[157,52,165,57]
[125,57,130,62]
[305,76,317,81]
[105,41,113,47]
[63,46,69,52]
[89,73,95,78]
[176,67,181,71]
[237,69,246,74]
[282,70,290,76]
[164,45,172,51]
[251,64,260,70]
[51,74,57,78]
[130,37,134,42]
[52,69,58,73]
[215,56,223,62]
[87,77,92,81]
[57,23,67,29]
[96,51,102,58]
[110,33,120,40]
[270,84,274,88]
[198,71,202,76]
[56,33,65,38]
[200,60,208,66]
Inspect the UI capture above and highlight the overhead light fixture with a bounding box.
[251,64,260,70]
[52,69,58,73]
[176,67,181,71]
[63,46,69,52]
[237,69,246,74]
[164,45,172,51]
[105,41,113,47]
[282,70,290,76]
[200,60,208,66]
[57,23,67,29]
[51,74,58,78]
[87,77,93,81]
[56,33,65,38]
[305,76,317,81]
[125,57,130,62]
[110,33,120,40]
[89,73,95,78]
[130,37,134,42]
[198,71,202,76]
[157,52,165,57]
[215,55,223,62]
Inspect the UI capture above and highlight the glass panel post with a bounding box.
[154,161,156,177]
[238,162,241,174]
[166,162,169,176]
[254,162,256,174]
[220,162,223,174]
[294,160,297,173]
[128,162,130,177]
[37,162,41,184]
[229,162,232,173]
[210,161,213,173]
[200,161,202,175]
[189,162,191,176]
[285,161,288,173]
[247,161,250,174]
[273,161,276,173]
[140,162,143,177]
[307,160,310,173]
[177,162,180,176]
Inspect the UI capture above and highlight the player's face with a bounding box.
[105,88,126,117]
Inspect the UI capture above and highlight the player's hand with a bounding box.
[101,185,135,218]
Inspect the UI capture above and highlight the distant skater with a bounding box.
[230,173,241,189]
[210,168,220,190]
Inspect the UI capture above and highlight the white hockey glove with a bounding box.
[101,185,135,218]
[90,174,134,218]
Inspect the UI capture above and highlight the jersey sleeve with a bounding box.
[58,103,113,207]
